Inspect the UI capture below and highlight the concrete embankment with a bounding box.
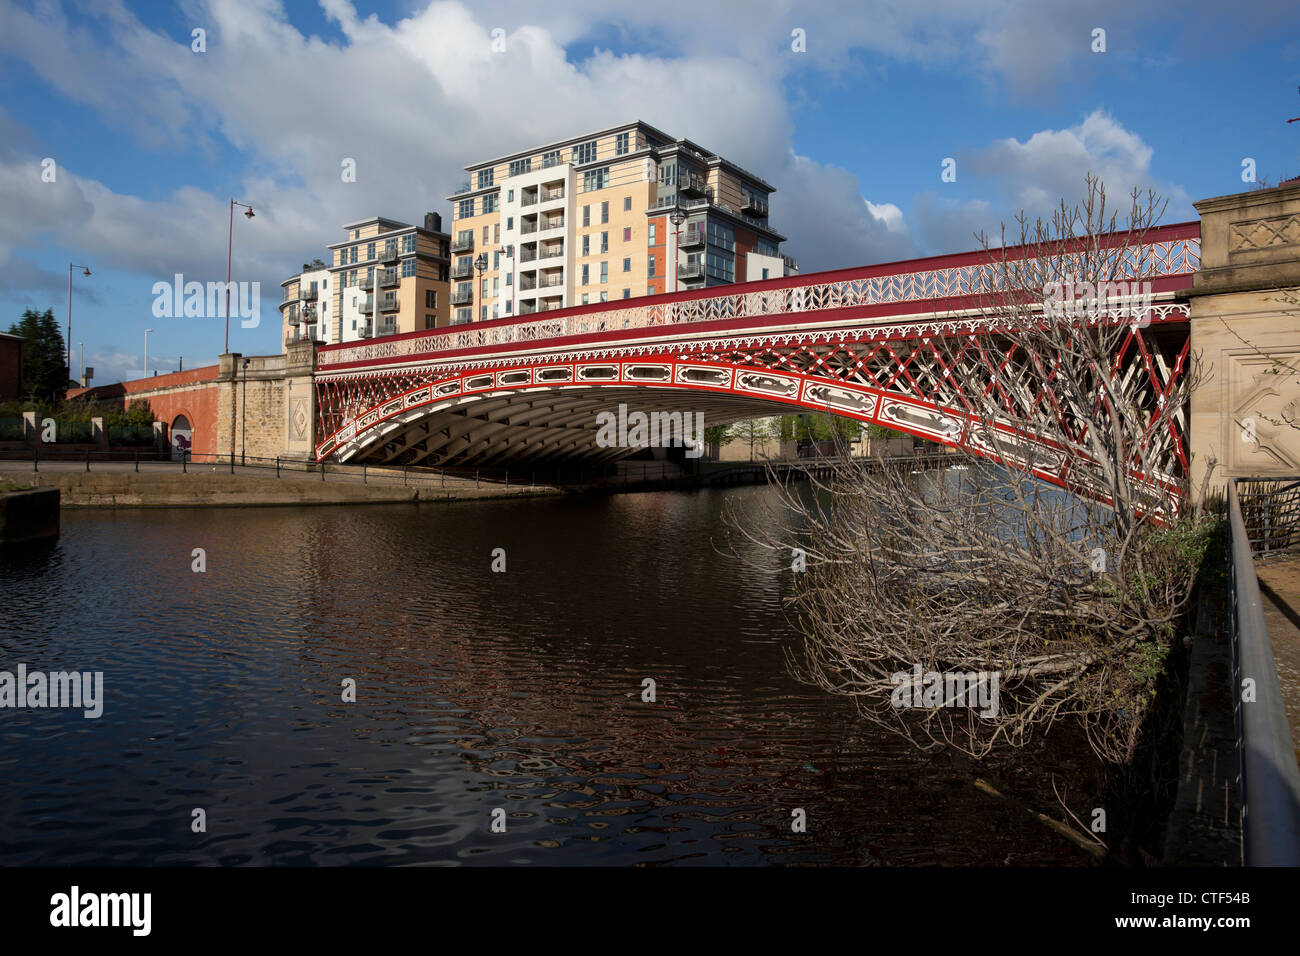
[0,469,562,508]
[0,487,60,543]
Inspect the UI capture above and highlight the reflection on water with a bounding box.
[0,488,1093,865]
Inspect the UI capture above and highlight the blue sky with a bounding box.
[1,0,1297,385]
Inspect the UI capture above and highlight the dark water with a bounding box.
[0,488,1093,866]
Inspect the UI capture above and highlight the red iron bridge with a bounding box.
[312,222,1201,494]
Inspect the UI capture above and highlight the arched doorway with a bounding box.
[170,414,192,460]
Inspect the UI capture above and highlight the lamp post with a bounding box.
[78,342,84,386]
[669,205,686,295]
[67,264,91,376]
[144,328,152,379]
[474,252,488,320]
[224,199,256,355]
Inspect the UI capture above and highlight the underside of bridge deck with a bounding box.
[342,386,790,467]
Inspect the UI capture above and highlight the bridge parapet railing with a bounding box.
[1235,477,1300,558]
[317,225,1201,369]
[1227,478,1300,865]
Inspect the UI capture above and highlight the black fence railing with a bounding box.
[1235,477,1300,558]
[1227,478,1300,865]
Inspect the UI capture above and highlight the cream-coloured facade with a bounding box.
[280,213,451,346]
[445,120,795,325]
[1188,180,1300,499]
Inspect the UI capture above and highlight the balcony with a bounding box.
[358,276,373,291]
[379,297,399,313]
[679,228,704,250]
[450,182,472,196]
[451,235,475,253]
[540,244,564,260]
[360,296,374,313]
[302,287,318,301]
[741,195,769,217]
[379,270,399,288]
[679,173,709,197]
[521,190,538,207]
[678,260,705,280]
[519,247,538,263]
[782,254,798,274]
[540,185,565,203]
[521,221,538,236]
[519,275,538,292]
[381,247,400,265]
[451,259,475,278]
[450,288,474,305]
[286,310,300,326]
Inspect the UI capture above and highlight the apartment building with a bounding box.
[444,121,795,324]
[280,213,451,346]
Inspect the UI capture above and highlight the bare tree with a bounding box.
[725,176,1212,765]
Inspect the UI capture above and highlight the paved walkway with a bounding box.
[1254,555,1300,767]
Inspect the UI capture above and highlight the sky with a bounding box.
[1,0,1297,385]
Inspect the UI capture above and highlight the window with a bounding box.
[600,201,609,224]
[624,197,632,211]
[600,262,608,284]
[483,194,498,214]
[648,255,656,277]
[658,163,676,185]
[573,140,597,164]
[507,217,513,230]
[582,235,590,256]
[615,132,630,155]
[581,293,589,305]
[506,272,512,286]
[508,158,532,176]
[649,224,657,246]
[481,278,488,297]
[583,169,609,191]
[542,149,562,168]
[482,226,489,243]
[385,240,398,259]
[481,305,489,320]
[762,268,770,280]
[706,251,735,282]
[366,241,376,260]
[622,288,631,299]
[493,277,499,295]
[600,232,608,253]
[707,221,735,251]
[425,314,436,329]
[352,229,359,240]
[623,227,631,242]
[455,307,471,323]
[507,189,514,202]
[600,291,608,302]
[425,290,437,308]
[622,257,631,272]
[401,259,416,277]
[458,199,474,219]
[349,247,358,264]
[402,235,416,253]
[477,168,494,189]
[582,205,590,227]
[494,224,500,243]
[581,264,590,285]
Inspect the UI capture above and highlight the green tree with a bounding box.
[8,308,68,401]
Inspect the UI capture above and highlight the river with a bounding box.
[0,487,1094,865]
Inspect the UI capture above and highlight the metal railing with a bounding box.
[450,236,474,253]
[1236,477,1300,558]
[1227,478,1300,865]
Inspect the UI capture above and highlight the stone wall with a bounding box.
[1188,182,1300,499]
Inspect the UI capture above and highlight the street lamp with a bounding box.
[67,264,91,376]
[78,342,84,386]
[669,205,686,294]
[474,253,488,321]
[144,328,152,378]
[224,199,255,355]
